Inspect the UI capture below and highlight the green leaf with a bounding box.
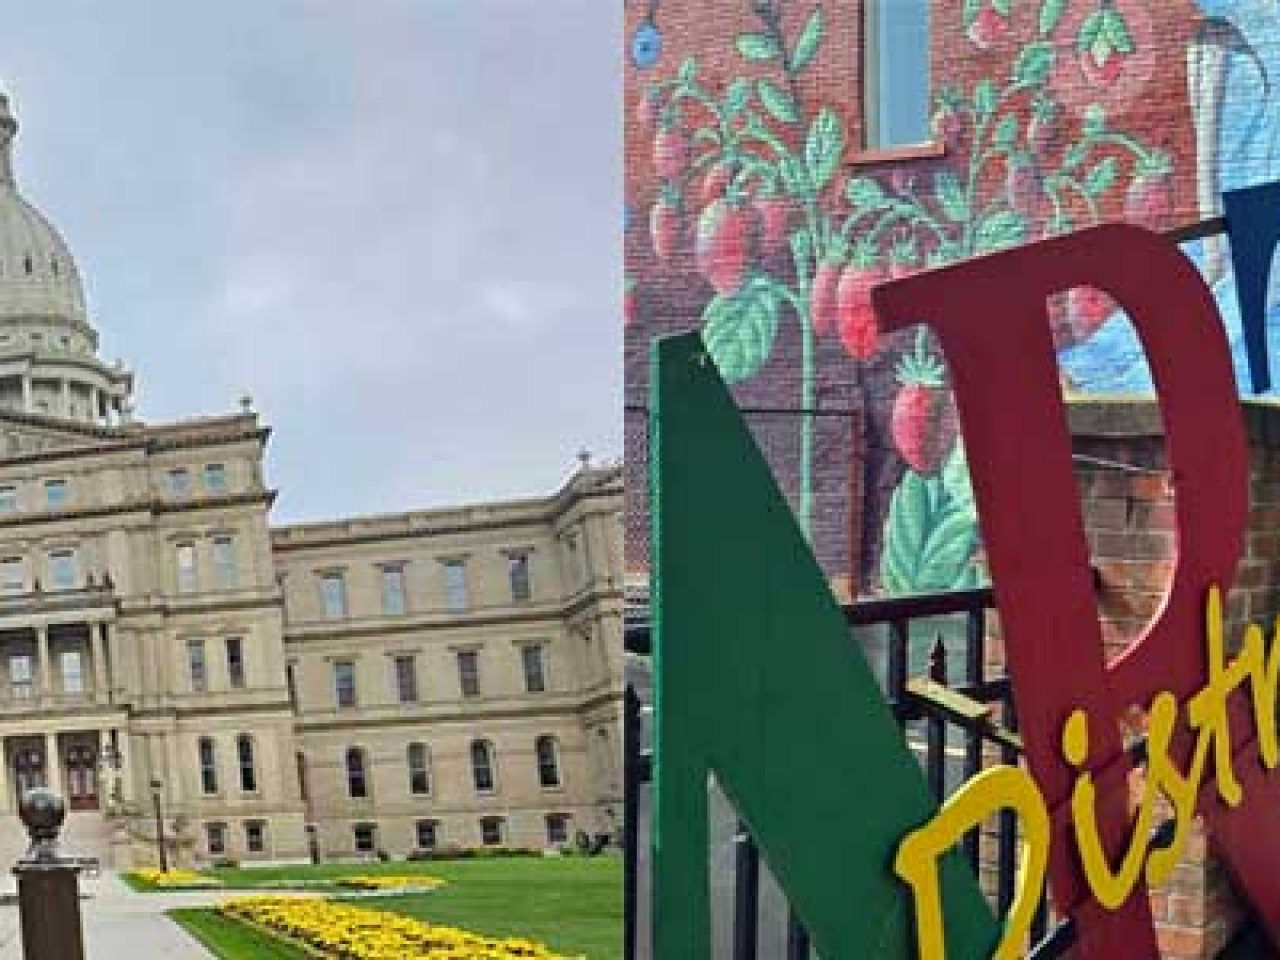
[790,8,825,71]
[1083,156,1117,197]
[993,114,1019,151]
[974,79,997,122]
[1081,103,1106,137]
[1061,141,1087,171]
[804,107,845,192]
[679,58,698,84]
[1012,42,1056,89]
[700,277,783,384]
[757,79,799,124]
[935,170,970,223]
[1039,0,1068,36]
[974,210,1027,253]
[846,176,886,210]
[1076,10,1105,53]
[737,33,782,61]
[941,443,976,522]
[991,0,1011,15]
[779,155,811,196]
[725,79,752,115]
[879,470,980,595]
[963,0,983,28]
[1104,9,1135,52]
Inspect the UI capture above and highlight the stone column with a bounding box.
[20,373,30,412]
[36,624,50,699]
[164,731,182,808]
[91,621,108,703]
[44,731,62,797]
[116,729,133,807]
[59,379,70,417]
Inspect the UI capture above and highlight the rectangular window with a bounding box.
[521,644,547,694]
[199,738,218,794]
[49,550,76,591]
[353,823,377,854]
[237,736,257,792]
[320,572,347,618]
[863,0,931,150]
[225,636,245,689]
[9,653,31,699]
[166,468,191,498]
[205,822,226,856]
[0,557,23,595]
[187,638,207,692]
[334,660,357,708]
[203,463,227,493]
[546,813,570,846]
[244,820,266,854]
[508,551,532,602]
[443,560,468,612]
[0,486,16,512]
[44,479,68,509]
[394,655,418,704]
[176,543,197,594]
[415,819,438,850]
[457,650,480,698]
[212,536,237,589]
[479,816,504,847]
[380,565,406,615]
[60,649,83,695]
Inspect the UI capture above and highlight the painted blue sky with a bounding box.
[2,1,620,522]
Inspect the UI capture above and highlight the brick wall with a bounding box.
[1070,398,1280,960]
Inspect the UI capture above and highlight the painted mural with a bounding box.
[623,0,1280,595]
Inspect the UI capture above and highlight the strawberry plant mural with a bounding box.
[628,0,1175,594]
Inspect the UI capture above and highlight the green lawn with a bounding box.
[169,908,310,959]
[170,856,622,959]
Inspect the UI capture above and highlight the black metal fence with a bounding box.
[623,585,1083,960]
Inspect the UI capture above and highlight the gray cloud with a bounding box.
[1,0,620,520]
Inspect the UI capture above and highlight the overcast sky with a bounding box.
[1,1,620,523]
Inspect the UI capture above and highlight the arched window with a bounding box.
[198,737,217,794]
[535,735,561,788]
[236,734,256,793]
[470,739,495,793]
[407,743,430,796]
[346,747,368,799]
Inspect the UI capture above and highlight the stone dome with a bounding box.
[0,94,90,336]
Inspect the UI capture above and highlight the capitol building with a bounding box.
[0,94,624,867]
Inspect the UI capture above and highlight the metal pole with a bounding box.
[150,778,167,872]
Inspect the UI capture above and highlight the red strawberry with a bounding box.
[836,245,886,360]
[696,199,759,295]
[1005,152,1043,221]
[967,4,1009,49]
[890,333,957,474]
[755,195,791,253]
[1080,49,1125,85]
[1065,286,1115,342]
[1077,6,1134,87]
[650,194,683,262]
[699,162,735,205]
[1124,152,1173,230]
[653,127,690,181]
[810,258,842,337]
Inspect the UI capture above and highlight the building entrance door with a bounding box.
[13,747,45,805]
[65,745,98,810]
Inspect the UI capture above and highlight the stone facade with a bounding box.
[0,93,624,869]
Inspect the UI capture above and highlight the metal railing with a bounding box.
[623,585,1084,960]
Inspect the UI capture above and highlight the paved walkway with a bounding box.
[0,871,324,959]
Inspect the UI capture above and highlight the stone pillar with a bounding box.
[59,379,70,417]
[164,732,182,808]
[36,625,50,699]
[20,373,30,412]
[90,623,107,703]
[44,732,62,798]
[115,730,133,806]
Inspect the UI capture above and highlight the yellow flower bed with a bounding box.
[221,897,578,959]
[134,868,221,889]
[336,875,446,892]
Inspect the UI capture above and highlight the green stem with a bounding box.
[1086,131,1153,164]
[1050,174,1100,222]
